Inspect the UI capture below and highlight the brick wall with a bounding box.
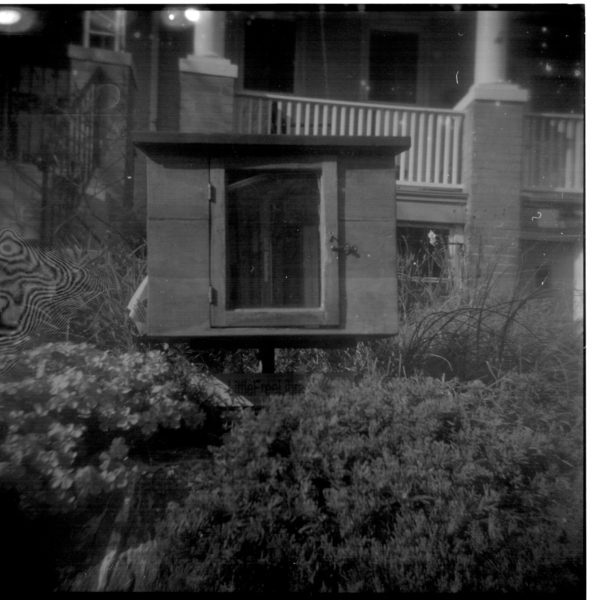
[461,98,525,292]
[179,71,235,133]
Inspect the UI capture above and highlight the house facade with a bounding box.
[0,7,584,320]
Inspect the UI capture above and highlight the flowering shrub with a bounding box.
[157,374,583,593]
[0,343,208,514]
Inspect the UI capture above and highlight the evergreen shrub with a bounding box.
[157,374,583,593]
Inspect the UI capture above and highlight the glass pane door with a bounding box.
[226,170,321,309]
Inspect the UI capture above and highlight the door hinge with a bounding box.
[208,285,216,305]
[208,183,214,202]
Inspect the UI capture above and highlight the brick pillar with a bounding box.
[178,57,237,133]
[456,83,529,294]
[178,10,238,133]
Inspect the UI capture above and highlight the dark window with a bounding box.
[226,170,321,309]
[84,10,126,52]
[209,158,339,328]
[397,226,449,279]
[244,19,295,93]
[369,31,418,103]
[530,75,583,113]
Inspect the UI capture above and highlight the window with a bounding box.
[369,31,418,103]
[83,10,126,52]
[226,170,321,309]
[210,159,339,327]
[243,18,295,93]
[397,226,449,279]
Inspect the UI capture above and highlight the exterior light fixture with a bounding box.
[0,6,35,32]
[0,8,21,25]
[184,8,201,22]
[161,8,193,28]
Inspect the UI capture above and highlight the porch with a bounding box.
[234,91,584,195]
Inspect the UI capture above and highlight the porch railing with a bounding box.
[522,113,584,193]
[234,91,465,188]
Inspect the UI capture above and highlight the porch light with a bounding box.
[0,8,20,25]
[184,8,201,22]
[0,6,35,32]
[161,8,194,28]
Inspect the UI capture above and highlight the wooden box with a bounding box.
[133,133,409,348]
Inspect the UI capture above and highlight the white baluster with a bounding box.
[426,113,434,184]
[392,110,399,136]
[304,103,311,136]
[452,115,462,186]
[417,113,425,182]
[408,112,416,182]
[434,115,443,184]
[443,115,452,184]
[339,106,346,136]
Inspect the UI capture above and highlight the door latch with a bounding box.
[329,234,359,257]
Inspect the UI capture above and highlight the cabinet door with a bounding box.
[210,158,339,328]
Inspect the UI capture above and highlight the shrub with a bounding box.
[273,293,583,398]
[57,238,147,351]
[156,374,583,593]
[0,342,211,515]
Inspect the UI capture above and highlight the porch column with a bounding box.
[455,10,529,295]
[191,9,225,58]
[474,11,508,84]
[178,9,238,133]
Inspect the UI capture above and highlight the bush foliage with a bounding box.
[157,374,583,593]
[0,343,210,515]
[58,238,147,351]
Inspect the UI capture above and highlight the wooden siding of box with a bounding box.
[146,157,210,336]
[142,143,399,342]
[341,158,398,334]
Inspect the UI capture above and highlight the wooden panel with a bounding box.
[344,278,399,334]
[147,157,209,220]
[321,160,340,325]
[212,308,332,328]
[148,277,210,337]
[342,219,398,334]
[340,158,397,221]
[396,200,466,225]
[209,162,226,327]
[147,219,209,280]
[147,210,210,336]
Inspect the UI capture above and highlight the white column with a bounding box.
[179,9,237,79]
[192,9,225,58]
[474,11,508,85]
[455,10,527,110]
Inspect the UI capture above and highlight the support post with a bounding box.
[258,348,276,374]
